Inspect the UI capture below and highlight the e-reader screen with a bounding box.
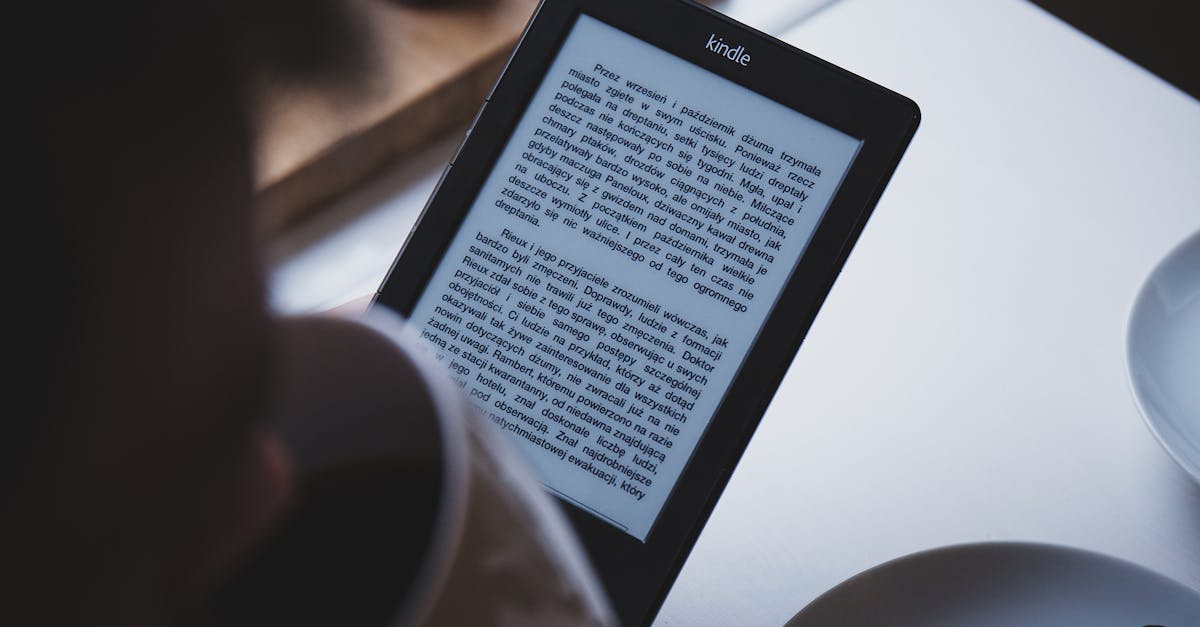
[407,14,860,541]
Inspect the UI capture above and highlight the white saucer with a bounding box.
[1128,230,1200,483]
[786,542,1200,627]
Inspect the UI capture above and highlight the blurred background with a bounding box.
[264,0,1199,314]
[1034,0,1198,100]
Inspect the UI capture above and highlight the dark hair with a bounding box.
[8,0,368,494]
[3,13,374,624]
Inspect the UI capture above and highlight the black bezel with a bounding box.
[375,1,919,624]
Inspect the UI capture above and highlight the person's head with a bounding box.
[6,2,366,624]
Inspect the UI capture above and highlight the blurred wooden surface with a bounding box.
[254,0,539,234]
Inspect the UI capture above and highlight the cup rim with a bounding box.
[1124,228,1200,484]
[351,309,472,627]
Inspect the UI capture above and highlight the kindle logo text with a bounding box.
[705,34,751,66]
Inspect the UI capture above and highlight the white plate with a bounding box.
[1128,230,1200,483]
[786,542,1200,626]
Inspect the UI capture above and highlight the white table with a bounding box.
[658,1,1200,625]
[270,1,1200,625]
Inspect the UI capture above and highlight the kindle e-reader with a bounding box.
[374,1,919,623]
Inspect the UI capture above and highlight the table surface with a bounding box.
[269,1,1200,625]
